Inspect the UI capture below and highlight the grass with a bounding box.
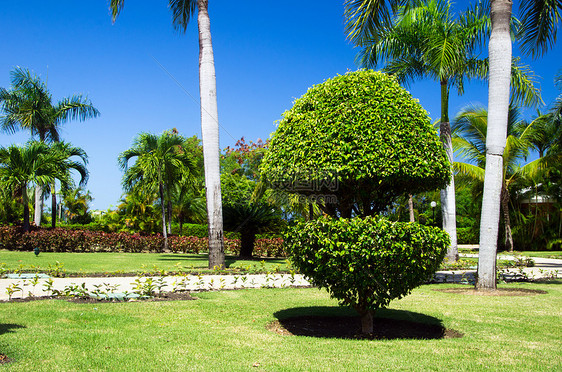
[498,251,562,259]
[459,248,562,259]
[1,250,557,276]
[0,281,560,371]
[0,250,290,276]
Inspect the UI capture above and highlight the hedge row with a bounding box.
[62,222,279,241]
[0,226,284,257]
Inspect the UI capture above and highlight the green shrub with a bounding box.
[285,216,449,334]
[457,226,478,244]
[261,70,450,217]
[180,223,208,238]
[0,226,286,256]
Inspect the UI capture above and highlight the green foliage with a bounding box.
[0,67,99,142]
[284,216,448,314]
[223,202,284,257]
[261,70,450,216]
[0,225,284,257]
[61,188,93,224]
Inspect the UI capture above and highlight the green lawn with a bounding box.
[499,251,562,259]
[2,250,558,276]
[0,282,560,371]
[0,250,290,276]
[458,248,562,260]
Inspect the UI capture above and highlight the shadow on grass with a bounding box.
[271,306,461,340]
[0,324,25,336]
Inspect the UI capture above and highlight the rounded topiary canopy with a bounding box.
[261,70,450,217]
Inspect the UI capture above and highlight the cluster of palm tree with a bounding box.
[0,67,98,230]
[0,141,89,231]
[453,93,562,252]
[118,130,199,251]
[344,0,561,289]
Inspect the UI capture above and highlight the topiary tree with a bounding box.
[261,70,451,334]
[286,216,449,334]
[261,70,450,217]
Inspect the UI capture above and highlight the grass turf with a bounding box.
[0,250,290,275]
[2,250,551,276]
[0,282,560,371]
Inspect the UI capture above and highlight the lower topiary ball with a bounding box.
[284,216,449,334]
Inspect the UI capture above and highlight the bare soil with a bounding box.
[267,316,463,340]
[1,291,196,303]
[0,354,11,364]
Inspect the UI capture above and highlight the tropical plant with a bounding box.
[0,142,76,232]
[172,184,206,234]
[453,105,539,252]
[118,131,197,251]
[223,202,283,258]
[116,189,159,233]
[61,188,93,224]
[478,0,561,290]
[0,67,99,227]
[110,0,226,268]
[49,142,89,225]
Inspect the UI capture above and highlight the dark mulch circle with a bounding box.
[433,288,547,296]
[0,354,11,364]
[267,316,463,340]
[66,291,197,303]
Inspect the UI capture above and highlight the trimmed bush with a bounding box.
[261,70,450,217]
[285,216,449,334]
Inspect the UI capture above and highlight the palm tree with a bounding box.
[172,183,206,234]
[0,142,75,232]
[223,202,282,258]
[117,190,159,233]
[61,187,93,224]
[0,67,99,227]
[110,0,226,268]
[453,105,539,252]
[48,142,89,226]
[118,132,197,251]
[478,0,561,290]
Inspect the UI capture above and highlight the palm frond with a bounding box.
[453,161,485,182]
[109,0,125,22]
[510,58,543,107]
[169,0,197,32]
[518,0,562,58]
[345,0,405,45]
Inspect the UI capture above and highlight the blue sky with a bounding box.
[1,1,561,210]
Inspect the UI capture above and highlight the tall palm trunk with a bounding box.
[51,182,57,228]
[34,186,43,226]
[198,0,225,269]
[477,0,512,290]
[159,182,169,252]
[167,199,172,234]
[439,80,458,262]
[22,185,30,232]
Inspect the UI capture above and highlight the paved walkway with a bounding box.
[432,254,562,283]
[0,255,560,301]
